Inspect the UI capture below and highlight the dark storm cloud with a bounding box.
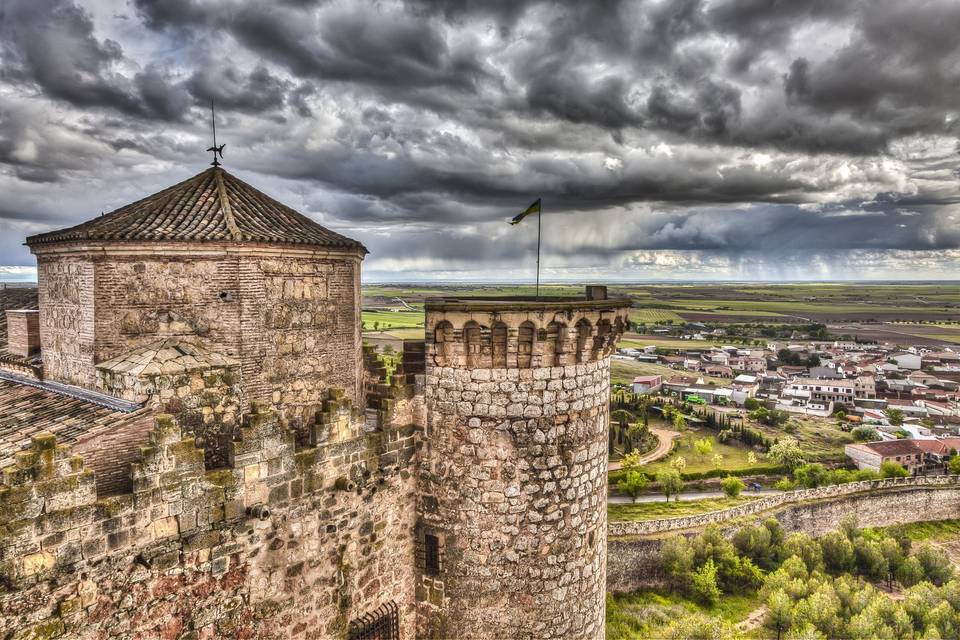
[2,0,960,278]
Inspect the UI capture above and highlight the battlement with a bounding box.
[0,388,422,638]
[424,287,630,369]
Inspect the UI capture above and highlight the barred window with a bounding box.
[425,533,440,576]
[348,601,400,640]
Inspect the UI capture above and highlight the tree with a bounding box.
[747,451,758,465]
[692,559,721,606]
[820,531,855,573]
[768,437,805,471]
[620,450,643,474]
[854,539,888,582]
[616,470,649,503]
[671,456,688,473]
[895,556,925,587]
[885,408,905,426]
[721,475,745,498]
[745,397,761,411]
[880,460,909,478]
[948,455,960,475]
[851,426,880,442]
[694,438,713,459]
[657,469,684,502]
[660,535,695,591]
[793,463,830,488]
[765,589,794,640]
[915,543,954,586]
[712,454,724,470]
[673,412,687,431]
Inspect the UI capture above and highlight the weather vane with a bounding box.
[207,100,225,167]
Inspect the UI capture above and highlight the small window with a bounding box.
[425,533,440,576]
[348,601,400,640]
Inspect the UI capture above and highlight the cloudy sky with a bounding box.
[2,0,960,282]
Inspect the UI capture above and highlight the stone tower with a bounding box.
[416,288,629,639]
[25,167,366,461]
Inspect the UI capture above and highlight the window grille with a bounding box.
[425,533,440,575]
[348,601,400,640]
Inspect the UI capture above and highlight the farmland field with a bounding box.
[362,282,960,346]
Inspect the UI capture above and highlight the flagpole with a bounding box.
[536,199,542,299]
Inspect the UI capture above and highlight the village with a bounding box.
[615,323,960,478]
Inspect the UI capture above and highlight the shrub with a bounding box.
[720,475,745,498]
[616,470,649,502]
[692,559,721,606]
[880,460,909,479]
[851,426,880,442]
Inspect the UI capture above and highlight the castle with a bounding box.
[0,166,629,639]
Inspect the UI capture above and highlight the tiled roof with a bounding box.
[0,375,148,468]
[96,338,239,376]
[855,439,923,457]
[26,168,366,252]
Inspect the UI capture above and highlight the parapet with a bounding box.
[424,286,630,368]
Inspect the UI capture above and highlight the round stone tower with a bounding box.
[416,287,629,640]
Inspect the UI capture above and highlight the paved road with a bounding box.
[609,427,680,471]
[608,488,782,504]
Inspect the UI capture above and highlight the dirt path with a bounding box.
[609,427,680,471]
[735,605,767,633]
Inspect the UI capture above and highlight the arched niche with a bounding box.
[464,321,483,368]
[433,320,454,366]
[491,322,508,368]
[517,321,536,368]
[575,318,592,363]
[545,321,567,367]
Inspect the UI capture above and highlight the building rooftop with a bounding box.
[0,373,147,467]
[851,439,923,457]
[26,167,366,252]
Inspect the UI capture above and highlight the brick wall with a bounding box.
[36,257,95,386]
[5,310,40,357]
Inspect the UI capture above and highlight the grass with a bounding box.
[607,589,761,640]
[639,426,758,476]
[750,415,855,459]
[361,310,424,331]
[873,519,960,542]
[608,496,756,522]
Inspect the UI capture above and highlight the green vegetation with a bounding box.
[639,426,757,476]
[608,515,960,640]
[360,309,423,331]
[607,496,757,522]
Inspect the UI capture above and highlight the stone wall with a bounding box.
[606,476,960,593]
[32,244,364,426]
[0,395,420,639]
[418,296,629,640]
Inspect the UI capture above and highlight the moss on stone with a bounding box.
[205,469,237,488]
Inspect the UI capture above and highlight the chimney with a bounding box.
[6,310,40,357]
[585,285,608,301]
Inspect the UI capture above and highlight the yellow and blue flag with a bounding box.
[510,198,541,225]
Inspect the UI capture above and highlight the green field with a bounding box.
[361,283,960,347]
[361,310,424,331]
[619,336,721,350]
[608,496,756,522]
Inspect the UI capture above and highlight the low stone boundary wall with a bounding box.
[606,476,960,592]
[608,475,960,537]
